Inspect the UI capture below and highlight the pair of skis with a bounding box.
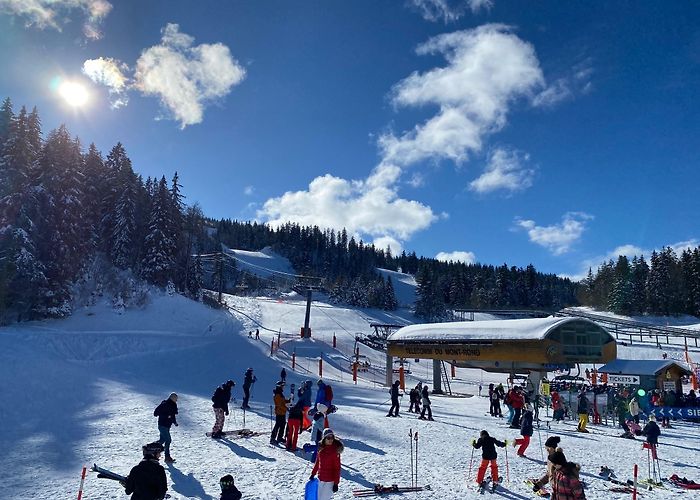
[478,476,502,494]
[352,484,430,497]
[205,428,268,439]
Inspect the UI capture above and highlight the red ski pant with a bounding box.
[643,442,658,460]
[514,435,530,456]
[302,406,311,429]
[286,418,301,450]
[476,459,499,483]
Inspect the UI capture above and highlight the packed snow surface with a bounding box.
[1,292,699,499]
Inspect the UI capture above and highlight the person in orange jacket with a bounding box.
[310,428,344,499]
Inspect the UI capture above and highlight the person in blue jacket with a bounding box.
[153,393,178,463]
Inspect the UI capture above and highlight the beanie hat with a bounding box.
[220,474,235,491]
[168,392,178,402]
[544,436,561,448]
[143,441,164,457]
[321,428,335,440]
[549,450,567,466]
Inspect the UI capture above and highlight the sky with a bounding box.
[1,0,699,279]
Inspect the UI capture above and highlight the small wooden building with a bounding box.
[598,359,692,393]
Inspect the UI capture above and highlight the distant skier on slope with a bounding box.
[153,393,178,463]
[123,442,168,500]
[472,430,507,487]
[310,428,344,500]
[211,380,235,439]
[241,368,257,409]
[219,474,242,500]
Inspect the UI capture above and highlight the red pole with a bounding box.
[278,330,281,348]
[633,463,638,500]
[319,358,323,377]
[451,363,456,378]
[353,362,358,384]
[333,333,337,348]
[292,351,296,370]
[77,465,86,500]
[399,366,405,391]
[270,339,274,356]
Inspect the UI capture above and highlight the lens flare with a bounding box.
[58,81,89,107]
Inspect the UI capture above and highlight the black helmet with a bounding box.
[143,441,164,457]
[226,380,235,387]
[220,474,235,491]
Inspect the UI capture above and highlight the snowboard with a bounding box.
[206,429,269,439]
[91,463,126,483]
[352,484,430,497]
[305,478,319,500]
[525,479,550,497]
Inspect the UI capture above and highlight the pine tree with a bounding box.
[609,255,632,314]
[384,275,398,310]
[629,255,649,314]
[141,177,176,286]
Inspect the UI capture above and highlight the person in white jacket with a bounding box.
[629,397,641,424]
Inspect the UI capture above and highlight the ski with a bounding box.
[491,477,503,493]
[90,463,126,483]
[352,484,430,497]
[206,429,269,439]
[669,474,700,490]
[524,479,550,498]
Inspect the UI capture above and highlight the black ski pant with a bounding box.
[409,400,420,413]
[490,400,502,417]
[420,404,432,420]
[388,398,400,416]
[271,415,286,442]
[242,386,251,408]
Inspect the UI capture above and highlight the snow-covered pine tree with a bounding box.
[141,176,176,286]
[384,275,398,310]
[608,255,632,314]
[629,256,649,314]
[82,143,106,249]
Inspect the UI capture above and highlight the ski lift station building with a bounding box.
[386,317,617,391]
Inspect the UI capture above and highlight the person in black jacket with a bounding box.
[472,430,507,485]
[212,380,235,438]
[513,404,534,456]
[642,414,661,459]
[219,474,242,500]
[419,384,433,421]
[123,441,168,500]
[153,393,178,463]
[241,368,257,409]
[387,380,402,417]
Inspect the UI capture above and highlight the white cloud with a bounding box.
[0,0,112,39]
[533,60,593,108]
[82,57,129,108]
[244,186,254,196]
[258,166,437,245]
[409,0,493,23]
[133,23,246,128]
[436,250,476,264]
[380,25,544,168]
[374,236,403,256]
[514,212,593,255]
[469,147,534,194]
[407,173,425,188]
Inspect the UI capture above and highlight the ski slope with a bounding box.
[1,291,699,499]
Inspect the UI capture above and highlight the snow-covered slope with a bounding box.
[1,293,698,499]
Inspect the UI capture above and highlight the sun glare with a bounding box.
[59,81,89,107]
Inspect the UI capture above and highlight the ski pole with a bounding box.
[243,407,246,429]
[409,429,414,488]
[504,441,510,484]
[467,441,475,482]
[536,426,544,462]
[270,405,274,434]
[415,431,419,487]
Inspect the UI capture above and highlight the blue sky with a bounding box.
[1,1,699,279]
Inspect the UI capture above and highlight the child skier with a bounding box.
[513,404,534,456]
[310,428,344,500]
[549,450,586,499]
[219,474,242,500]
[531,436,562,493]
[642,414,661,459]
[472,430,507,488]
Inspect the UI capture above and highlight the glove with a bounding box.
[333,483,339,492]
[174,422,179,427]
[309,474,315,481]
[471,439,476,446]
[532,482,540,492]
[224,410,229,416]
[503,439,508,446]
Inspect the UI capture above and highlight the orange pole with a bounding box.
[399,366,405,390]
[451,364,456,378]
[353,362,358,384]
[592,369,598,386]
[319,358,323,377]
[292,351,296,370]
[333,333,337,348]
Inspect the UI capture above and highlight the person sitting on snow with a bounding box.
[219,474,242,500]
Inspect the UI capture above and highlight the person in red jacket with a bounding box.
[310,428,344,499]
[509,387,525,429]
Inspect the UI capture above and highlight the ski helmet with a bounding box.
[220,474,235,491]
[143,441,164,457]
[168,392,178,402]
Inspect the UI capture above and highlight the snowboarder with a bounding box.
[577,392,590,433]
[513,404,534,456]
[472,430,507,487]
[310,428,344,500]
[219,474,242,500]
[548,450,586,499]
[531,435,562,493]
[153,393,178,463]
[271,383,290,445]
[419,384,433,421]
[387,380,401,417]
[286,398,304,452]
[211,380,235,439]
[642,414,661,459]
[123,441,168,500]
[241,368,257,409]
[281,368,287,383]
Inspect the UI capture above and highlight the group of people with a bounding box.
[386,381,434,420]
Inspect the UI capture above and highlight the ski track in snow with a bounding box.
[1,292,699,499]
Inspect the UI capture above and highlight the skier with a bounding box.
[310,428,344,500]
[271,383,290,445]
[489,384,502,417]
[286,398,304,452]
[472,430,507,488]
[552,391,565,421]
[513,403,534,456]
[642,414,661,459]
[531,436,562,493]
[419,384,433,421]
[629,396,641,424]
[255,328,260,340]
[298,380,314,430]
[219,474,242,500]
[123,442,168,500]
[509,386,525,429]
[153,393,178,463]
[410,383,422,413]
[387,380,401,417]
[548,450,586,499]
[577,391,590,433]
[211,380,235,439]
[281,368,287,384]
[316,379,334,427]
[241,368,257,409]
[504,387,515,424]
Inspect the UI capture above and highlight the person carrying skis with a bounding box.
[387,380,402,417]
[513,403,534,456]
[419,384,433,421]
[548,450,586,499]
[472,430,507,487]
[310,428,344,500]
[219,474,242,500]
[531,436,562,492]
[286,398,304,452]
[211,380,235,439]
[576,391,590,433]
[123,442,168,500]
[241,368,257,409]
[271,382,290,445]
[153,393,178,463]
[642,414,661,459]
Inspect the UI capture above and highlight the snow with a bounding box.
[2,292,700,499]
[375,268,417,307]
[224,247,296,278]
[388,316,609,342]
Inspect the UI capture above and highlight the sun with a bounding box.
[58,81,89,107]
